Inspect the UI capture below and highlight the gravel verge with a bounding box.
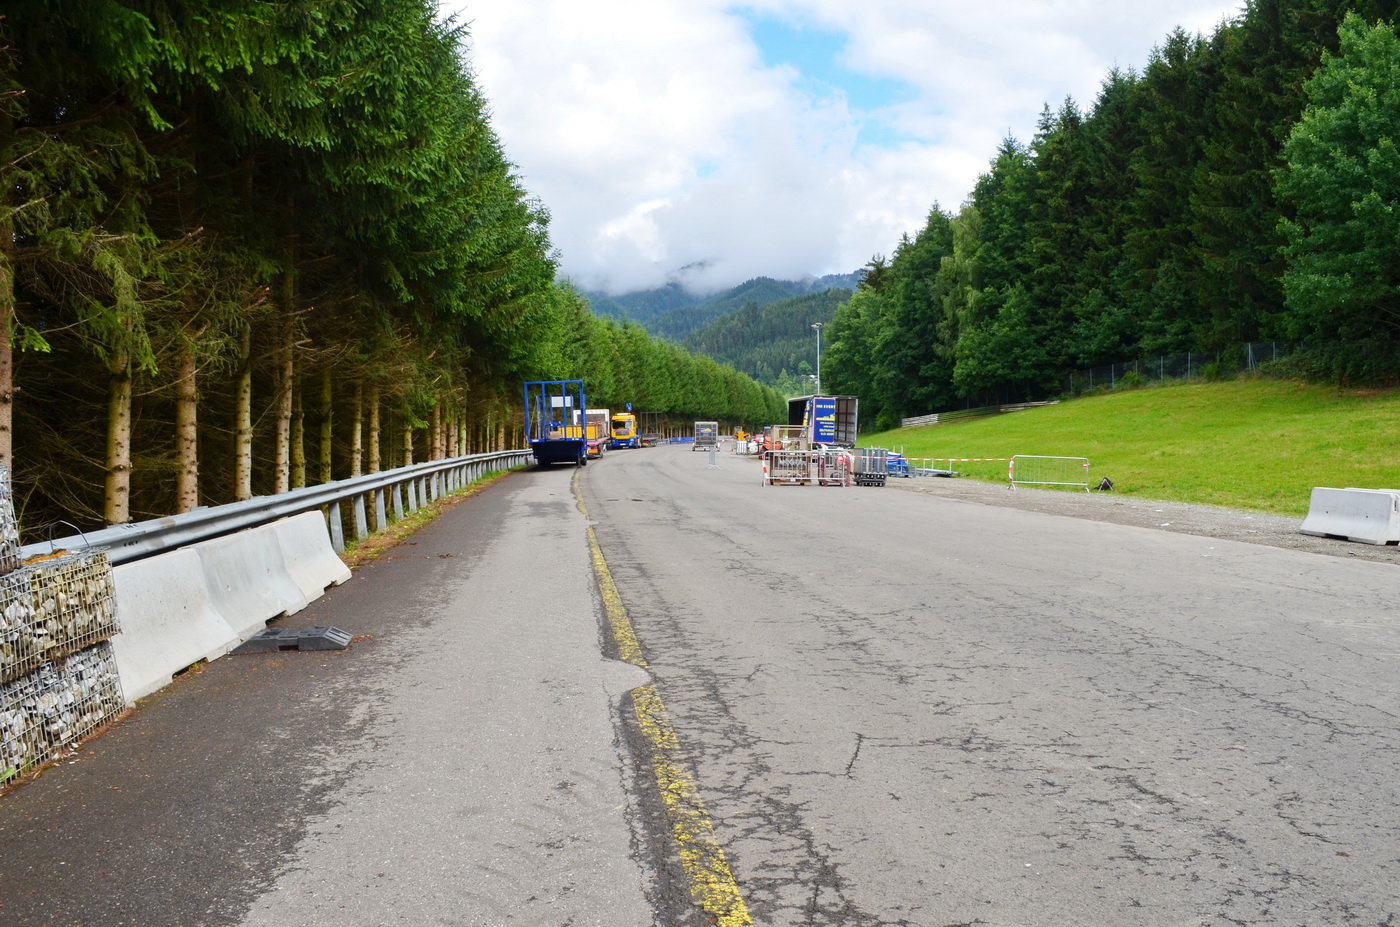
[887,474,1400,566]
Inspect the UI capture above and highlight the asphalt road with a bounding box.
[1,443,1397,926]
[582,443,1400,926]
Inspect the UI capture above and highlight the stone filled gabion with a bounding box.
[0,465,19,577]
[1,551,118,683]
[1,642,124,782]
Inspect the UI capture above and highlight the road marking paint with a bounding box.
[574,471,753,926]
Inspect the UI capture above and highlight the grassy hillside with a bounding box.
[861,379,1400,516]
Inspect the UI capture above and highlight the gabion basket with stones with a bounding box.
[0,464,19,577]
[0,550,119,684]
[1,642,124,783]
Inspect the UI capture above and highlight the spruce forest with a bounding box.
[824,2,1400,430]
[0,1,786,540]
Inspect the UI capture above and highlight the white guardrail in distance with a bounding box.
[21,449,531,703]
[1008,455,1091,492]
[900,401,1060,429]
[1300,487,1400,545]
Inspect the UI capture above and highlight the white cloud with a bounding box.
[450,0,1243,294]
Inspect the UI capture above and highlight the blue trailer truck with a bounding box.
[524,380,588,467]
[787,395,859,447]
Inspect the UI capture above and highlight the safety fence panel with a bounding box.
[1009,456,1090,492]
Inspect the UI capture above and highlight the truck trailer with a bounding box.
[584,408,611,458]
[787,395,858,447]
[524,380,588,467]
[692,421,719,451]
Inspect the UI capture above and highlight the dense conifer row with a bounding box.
[0,1,784,536]
[826,2,1400,430]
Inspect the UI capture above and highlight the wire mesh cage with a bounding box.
[0,465,20,577]
[816,449,852,487]
[765,450,813,484]
[850,448,888,486]
[1,642,125,783]
[1,550,119,684]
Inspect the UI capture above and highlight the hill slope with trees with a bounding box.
[587,273,859,341]
[825,3,1400,431]
[682,289,852,391]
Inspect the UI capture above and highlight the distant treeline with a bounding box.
[826,3,1400,430]
[0,1,783,537]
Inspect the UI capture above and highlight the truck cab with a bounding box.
[610,412,639,448]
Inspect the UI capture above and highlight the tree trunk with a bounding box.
[368,384,380,473]
[430,402,442,460]
[350,382,363,477]
[403,421,413,467]
[0,226,14,469]
[273,274,294,494]
[104,353,133,525]
[174,334,199,513]
[319,366,333,483]
[234,323,252,501]
[291,386,305,489]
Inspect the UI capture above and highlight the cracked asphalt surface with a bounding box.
[1,444,1395,925]
[584,444,1400,925]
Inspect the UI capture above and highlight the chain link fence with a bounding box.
[1068,342,1290,394]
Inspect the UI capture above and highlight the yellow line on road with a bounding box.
[574,471,753,926]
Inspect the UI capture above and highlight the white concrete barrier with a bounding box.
[111,549,241,702]
[1300,487,1400,545]
[271,511,351,603]
[195,524,311,637]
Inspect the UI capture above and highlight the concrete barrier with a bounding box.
[271,511,352,603]
[194,524,311,637]
[110,549,241,702]
[1300,487,1400,545]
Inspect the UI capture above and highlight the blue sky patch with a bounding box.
[738,11,916,125]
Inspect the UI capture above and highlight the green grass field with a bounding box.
[861,379,1400,515]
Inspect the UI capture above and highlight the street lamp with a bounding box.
[811,322,824,395]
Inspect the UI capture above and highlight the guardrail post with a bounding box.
[326,501,346,553]
[393,482,405,520]
[407,478,419,512]
[353,494,369,542]
[374,488,387,532]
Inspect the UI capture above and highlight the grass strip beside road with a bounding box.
[864,379,1400,516]
[574,471,753,927]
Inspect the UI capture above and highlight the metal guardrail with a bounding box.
[20,449,533,566]
[900,401,1059,429]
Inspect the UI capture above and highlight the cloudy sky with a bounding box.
[447,1,1244,295]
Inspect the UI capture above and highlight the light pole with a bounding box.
[811,321,823,395]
